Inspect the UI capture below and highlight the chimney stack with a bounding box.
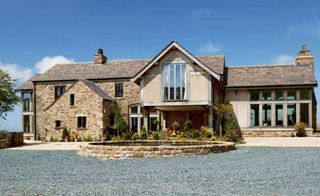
[295,44,314,74]
[94,48,107,64]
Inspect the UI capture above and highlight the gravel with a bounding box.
[1,147,320,195]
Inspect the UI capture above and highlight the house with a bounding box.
[16,41,317,140]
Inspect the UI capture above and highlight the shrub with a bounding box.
[62,127,69,141]
[223,129,241,142]
[83,133,93,142]
[121,131,132,140]
[111,135,121,141]
[201,126,214,138]
[132,133,139,140]
[190,129,200,139]
[151,119,159,131]
[295,122,306,137]
[26,136,31,140]
[183,120,193,132]
[50,136,58,142]
[69,130,78,142]
[177,132,188,140]
[140,126,148,140]
[152,131,160,140]
[159,132,167,140]
[210,135,217,141]
[170,121,180,130]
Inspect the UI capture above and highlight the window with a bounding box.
[163,63,187,101]
[287,89,296,100]
[275,105,284,126]
[129,105,143,133]
[130,106,138,114]
[55,120,61,128]
[250,90,259,101]
[70,94,75,106]
[22,92,32,112]
[77,116,86,128]
[262,90,272,101]
[115,83,123,98]
[23,115,30,133]
[262,104,271,126]
[250,104,259,126]
[300,89,310,100]
[300,103,309,125]
[287,104,296,126]
[55,86,66,99]
[275,90,284,100]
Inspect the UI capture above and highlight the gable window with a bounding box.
[250,90,259,101]
[77,116,86,128]
[70,94,75,106]
[55,120,61,129]
[163,63,186,101]
[115,83,123,98]
[55,86,66,100]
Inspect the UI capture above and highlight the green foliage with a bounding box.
[210,135,218,141]
[224,116,237,132]
[170,121,180,130]
[112,100,126,134]
[151,119,159,131]
[139,126,148,140]
[132,133,139,140]
[121,131,132,140]
[62,127,69,141]
[201,126,214,138]
[223,129,240,142]
[177,132,188,140]
[183,120,193,132]
[83,133,93,142]
[69,130,79,142]
[111,135,121,141]
[295,122,306,137]
[0,70,20,120]
[190,129,200,139]
[213,104,233,114]
[223,116,242,142]
[0,130,7,139]
[159,132,167,140]
[152,131,160,140]
[49,136,58,142]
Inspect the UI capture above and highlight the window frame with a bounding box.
[55,120,62,129]
[115,83,124,98]
[70,94,75,106]
[163,63,187,101]
[77,116,87,129]
[54,86,66,100]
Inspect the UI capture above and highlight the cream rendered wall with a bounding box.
[225,89,250,128]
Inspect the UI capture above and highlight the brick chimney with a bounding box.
[94,48,107,64]
[295,44,314,74]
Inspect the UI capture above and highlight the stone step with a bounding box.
[312,133,320,137]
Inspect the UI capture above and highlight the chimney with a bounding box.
[94,48,107,64]
[295,44,314,73]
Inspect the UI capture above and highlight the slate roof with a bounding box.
[225,64,317,88]
[80,79,112,100]
[16,79,33,91]
[197,56,225,75]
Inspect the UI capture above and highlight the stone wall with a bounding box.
[78,140,236,160]
[0,132,23,149]
[241,128,313,137]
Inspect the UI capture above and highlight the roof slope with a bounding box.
[80,79,112,100]
[16,79,33,91]
[225,64,317,87]
[197,56,224,75]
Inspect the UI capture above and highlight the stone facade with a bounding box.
[241,128,313,137]
[0,132,23,149]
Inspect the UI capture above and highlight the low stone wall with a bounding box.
[78,140,236,160]
[0,132,24,149]
[241,128,313,137]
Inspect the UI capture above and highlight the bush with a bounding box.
[201,126,214,138]
[183,120,193,132]
[83,133,93,142]
[62,127,69,141]
[223,129,241,142]
[177,132,188,140]
[152,131,160,140]
[69,130,79,142]
[295,122,306,137]
[140,126,148,140]
[121,131,132,140]
[132,133,139,140]
[170,121,180,130]
[159,132,167,140]
[49,136,58,142]
[111,135,121,141]
[190,129,200,139]
[151,119,159,131]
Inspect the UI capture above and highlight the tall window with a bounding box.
[23,115,30,133]
[163,63,186,101]
[129,105,143,133]
[77,116,87,128]
[300,103,309,125]
[262,104,271,126]
[250,104,259,126]
[22,92,32,112]
[55,86,66,100]
[115,83,123,98]
[275,105,283,126]
[287,104,296,126]
[70,94,75,106]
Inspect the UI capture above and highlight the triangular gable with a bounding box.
[132,40,221,83]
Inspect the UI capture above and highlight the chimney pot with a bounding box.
[94,48,107,64]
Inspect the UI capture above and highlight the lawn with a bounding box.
[0,147,320,195]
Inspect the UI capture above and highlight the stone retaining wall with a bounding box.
[241,128,313,137]
[78,140,236,160]
[0,132,24,149]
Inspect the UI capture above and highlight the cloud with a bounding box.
[192,9,211,17]
[35,56,74,74]
[197,42,221,55]
[271,54,295,64]
[0,62,33,82]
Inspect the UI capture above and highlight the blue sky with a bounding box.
[0,0,319,131]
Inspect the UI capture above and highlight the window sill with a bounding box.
[55,127,62,130]
[69,106,76,108]
[77,128,87,130]
[115,97,124,100]
[162,100,188,102]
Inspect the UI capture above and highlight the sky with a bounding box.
[0,0,319,131]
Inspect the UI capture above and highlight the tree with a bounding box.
[212,104,233,137]
[0,69,19,120]
[112,100,126,136]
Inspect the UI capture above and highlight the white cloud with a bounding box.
[271,54,295,64]
[0,62,33,82]
[197,42,221,55]
[35,56,74,74]
[192,9,211,17]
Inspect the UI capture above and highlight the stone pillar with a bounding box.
[309,102,312,127]
[271,103,276,127]
[259,104,263,127]
[143,107,149,131]
[296,103,300,123]
[137,106,141,134]
[283,103,288,127]
[208,107,213,130]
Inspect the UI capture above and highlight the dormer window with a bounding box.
[163,63,186,101]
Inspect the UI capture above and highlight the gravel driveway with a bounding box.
[1,147,320,195]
